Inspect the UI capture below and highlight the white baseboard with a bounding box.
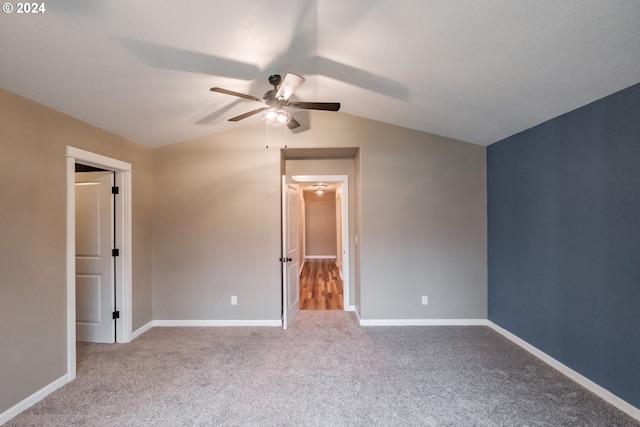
[345,305,356,312]
[488,321,640,422]
[304,255,336,259]
[0,374,69,425]
[131,320,154,340]
[153,319,282,327]
[359,318,490,326]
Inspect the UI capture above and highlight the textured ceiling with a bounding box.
[1,1,639,148]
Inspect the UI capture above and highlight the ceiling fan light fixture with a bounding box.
[211,73,340,129]
[262,108,291,126]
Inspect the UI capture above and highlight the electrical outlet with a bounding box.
[421,295,428,305]
[231,295,237,305]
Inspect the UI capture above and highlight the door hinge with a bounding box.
[112,248,120,257]
[112,311,120,320]
[112,186,119,195]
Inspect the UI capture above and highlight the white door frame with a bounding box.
[66,146,132,380]
[291,175,351,310]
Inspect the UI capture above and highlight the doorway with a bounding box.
[66,146,132,380]
[299,183,344,310]
[282,175,350,325]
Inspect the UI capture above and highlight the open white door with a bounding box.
[282,175,300,329]
[75,171,115,343]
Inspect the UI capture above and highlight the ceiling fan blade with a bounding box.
[228,107,268,122]
[287,116,301,129]
[276,73,305,100]
[211,87,264,103]
[288,102,340,111]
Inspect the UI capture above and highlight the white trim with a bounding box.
[291,175,347,183]
[131,321,154,340]
[0,375,69,425]
[305,255,337,259]
[65,155,77,380]
[299,258,306,276]
[66,146,131,171]
[488,321,640,422]
[66,146,133,382]
[130,319,284,339]
[345,305,356,312]
[153,319,283,327]
[359,318,490,326]
[113,170,133,343]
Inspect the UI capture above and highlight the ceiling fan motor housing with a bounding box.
[268,74,282,88]
[263,89,286,107]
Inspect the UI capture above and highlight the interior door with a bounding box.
[282,176,300,329]
[75,171,115,343]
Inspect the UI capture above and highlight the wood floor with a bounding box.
[300,259,344,310]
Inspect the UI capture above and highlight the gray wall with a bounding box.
[153,112,487,321]
[0,89,153,414]
[152,127,283,320]
[359,128,487,319]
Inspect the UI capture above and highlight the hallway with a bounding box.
[300,259,344,310]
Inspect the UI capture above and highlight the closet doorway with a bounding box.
[65,146,133,380]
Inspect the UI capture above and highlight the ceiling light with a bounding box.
[262,108,291,126]
[313,183,327,197]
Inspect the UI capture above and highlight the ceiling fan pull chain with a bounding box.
[283,122,287,149]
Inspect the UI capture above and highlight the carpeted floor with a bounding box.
[5,311,639,426]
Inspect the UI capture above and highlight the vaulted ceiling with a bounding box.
[1,1,639,148]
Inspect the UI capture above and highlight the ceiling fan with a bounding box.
[210,73,340,129]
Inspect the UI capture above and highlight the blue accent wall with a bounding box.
[488,83,640,408]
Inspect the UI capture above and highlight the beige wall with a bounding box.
[0,89,153,414]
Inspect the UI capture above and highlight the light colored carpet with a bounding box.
[6,311,639,426]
